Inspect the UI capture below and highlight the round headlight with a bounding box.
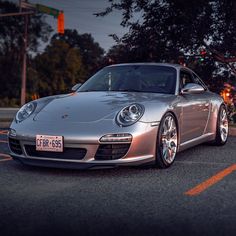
[16,102,37,123]
[116,103,144,127]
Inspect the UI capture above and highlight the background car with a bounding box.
[8,63,229,169]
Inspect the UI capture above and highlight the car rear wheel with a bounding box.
[156,113,178,168]
[212,105,228,146]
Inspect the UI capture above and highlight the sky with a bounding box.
[12,0,127,52]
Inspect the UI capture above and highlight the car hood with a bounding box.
[33,91,175,123]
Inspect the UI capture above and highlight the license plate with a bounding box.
[36,135,63,152]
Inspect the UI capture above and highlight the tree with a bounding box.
[0,0,52,106]
[28,40,85,97]
[105,44,131,64]
[96,0,236,79]
[52,29,105,80]
[96,1,211,60]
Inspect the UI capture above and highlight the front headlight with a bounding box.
[116,103,144,127]
[15,102,37,123]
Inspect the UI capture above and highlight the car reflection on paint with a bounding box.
[8,63,229,169]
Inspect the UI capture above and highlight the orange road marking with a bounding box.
[0,153,11,158]
[0,157,12,162]
[0,140,8,143]
[0,153,12,162]
[185,164,236,196]
[0,130,8,135]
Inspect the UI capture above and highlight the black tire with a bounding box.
[212,104,228,146]
[156,112,178,168]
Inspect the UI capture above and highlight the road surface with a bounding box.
[0,128,236,236]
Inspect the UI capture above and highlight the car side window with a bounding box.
[179,70,194,91]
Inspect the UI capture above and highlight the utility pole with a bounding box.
[19,0,28,106]
[20,15,28,106]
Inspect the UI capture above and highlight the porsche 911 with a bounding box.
[8,63,229,169]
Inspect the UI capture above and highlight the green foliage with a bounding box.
[105,44,131,63]
[0,3,105,106]
[27,30,105,98]
[210,0,236,55]
[100,0,236,91]
[98,0,214,61]
[28,40,85,97]
[0,0,52,106]
[52,29,105,79]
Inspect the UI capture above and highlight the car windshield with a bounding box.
[78,65,177,94]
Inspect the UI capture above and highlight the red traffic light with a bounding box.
[57,11,64,34]
[199,49,207,62]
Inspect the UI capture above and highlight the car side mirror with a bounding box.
[180,83,205,95]
[71,83,82,92]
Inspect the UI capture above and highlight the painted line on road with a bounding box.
[0,157,12,162]
[185,164,236,196]
[0,153,12,162]
[0,140,8,143]
[0,153,11,158]
[0,130,8,135]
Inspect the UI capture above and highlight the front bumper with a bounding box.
[11,154,155,169]
[8,120,159,169]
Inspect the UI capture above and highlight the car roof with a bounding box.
[106,62,183,70]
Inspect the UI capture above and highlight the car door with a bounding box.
[178,69,210,144]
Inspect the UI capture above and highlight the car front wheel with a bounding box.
[212,105,229,146]
[156,113,178,168]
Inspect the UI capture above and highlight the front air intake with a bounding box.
[9,138,23,155]
[24,145,87,160]
[95,144,130,160]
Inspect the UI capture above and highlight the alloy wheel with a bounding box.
[220,107,228,142]
[160,115,178,164]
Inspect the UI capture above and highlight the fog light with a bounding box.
[8,129,17,137]
[100,133,132,143]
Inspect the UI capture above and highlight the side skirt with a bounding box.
[178,133,215,152]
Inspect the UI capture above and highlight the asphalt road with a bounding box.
[0,128,236,236]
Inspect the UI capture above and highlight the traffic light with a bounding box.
[199,49,207,62]
[57,11,64,34]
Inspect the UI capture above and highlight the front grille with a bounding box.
[24,145,87,160]
[95,144,131,160]
[9,138,23,155]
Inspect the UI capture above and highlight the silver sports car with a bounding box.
[8,63,229,169]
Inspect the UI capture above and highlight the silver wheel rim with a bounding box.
[161,115,178,164]
[220,107,228,142]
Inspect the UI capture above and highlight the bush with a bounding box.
[0,97,19,107]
